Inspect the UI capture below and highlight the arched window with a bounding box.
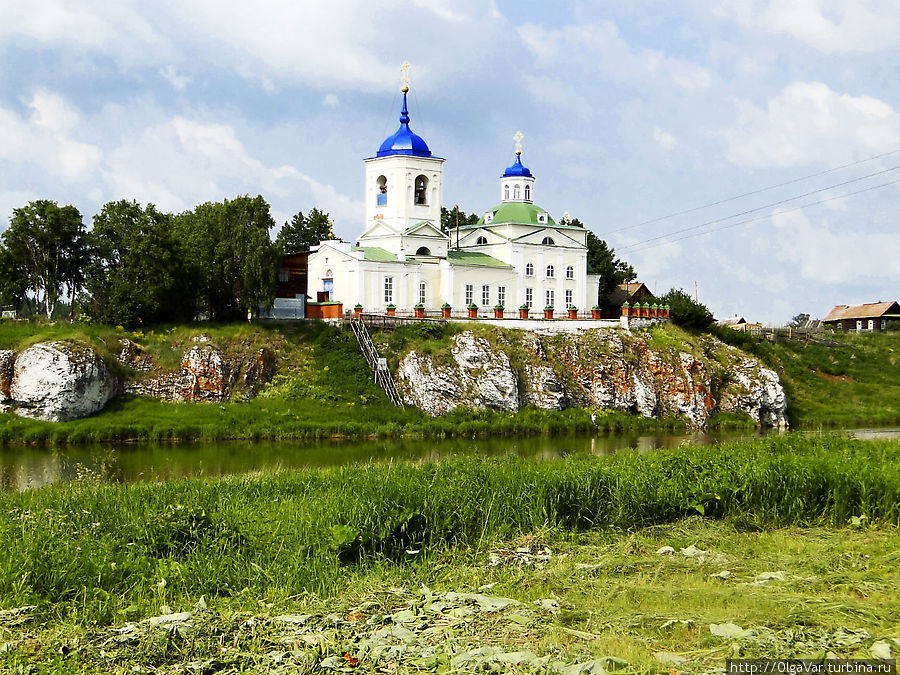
[503,185,509,200]
[376,175,387,206]
[566,265,574,279]
[414,175,428,205]
[546,264,555,278]
[524,185,531,201]
[525,263,534,277]
[476,236,488,245]
[416,246,432,256]
[541,236,555,245]
[513,184,521,199]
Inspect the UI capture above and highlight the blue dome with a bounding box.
[376,92,432,157]
[502,154,532,177]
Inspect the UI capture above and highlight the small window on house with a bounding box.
[414,175,428,205]
[868,319,874,331]
[546,289,555,307]
[498,286,506,306]
[537,213,547,223]
[524,185,531,201]
[546,264,555,278]
[525,262,534,277]
[566,265,574,279]
[565,289,573,307]
[482,285,490,306]
[476,236,488,245]
[542,236,555,245]
[419,282,426,305]
[465,284,473,306]
[485,213,494,224]
[525,288,533,308]
[513,184,521,199]
[384,276,394,304]
[376,175,387,206]
[503,185,509,200]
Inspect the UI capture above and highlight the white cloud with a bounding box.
[713,0,900,54]
[652,127,678,151]
[0,90,102,181]
[517,21,712,91]
[322,94,340,107]
[720,82,900,168]
[159,65,192,92]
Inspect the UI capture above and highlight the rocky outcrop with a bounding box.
[120,340,274,402]
[396,329,788,428]
[10,342,118,422]
[0,350,14,402]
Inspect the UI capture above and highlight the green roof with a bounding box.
[466,202,584,230]
[446,250,512,268]
[352,246,397,262]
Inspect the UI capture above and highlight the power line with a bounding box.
[599,147,900,237]
[615,163,900,251]
[622,176,900,253]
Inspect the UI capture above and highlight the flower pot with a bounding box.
[386,307,396,316]
[467,307,478,319]
[591,309,602,319]
[567,308,578,319]
[414,307,425,318]
[493,308,504,319]
[353,307,363,318]
[543,309,554,320]
[441,306,452,318]
[519,308,529,319]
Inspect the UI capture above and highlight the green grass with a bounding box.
[0,436,896,626]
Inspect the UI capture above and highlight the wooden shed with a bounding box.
[602,282,654,318]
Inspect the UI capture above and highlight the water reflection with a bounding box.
[0,426,895,492]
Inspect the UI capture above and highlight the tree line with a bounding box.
[0,198,334,327]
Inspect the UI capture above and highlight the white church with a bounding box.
[307,82,600,316]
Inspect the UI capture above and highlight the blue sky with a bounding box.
[1,0,899,322]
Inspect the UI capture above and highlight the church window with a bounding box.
[484,213,494,224]
[542,236,555,245]
[416,246,431,256]
[525,263,534,277]
[384,276,393,304]
[546,289,555,308]
[566,265,574,279]
[498,286,506,306]
[504,185,509,200]
[525,288,533,308]
[546,264,555,278]
[482,285,490,306]
[419,282,426,305]
[414,175,428,205]
[513,184,521,199]
[565,289,573,307]
[524,185,531,201]
[537,213,547,223]
[376,175,387,206]
[465,284,473,305]
[476,236,488,245]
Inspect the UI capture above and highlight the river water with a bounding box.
[1,428,897,492]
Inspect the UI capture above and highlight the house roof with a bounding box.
[352,246,398,262]
[606,282,652,306]
[822,301,900,322]
[446,250,512,268]
[717,316,746,326]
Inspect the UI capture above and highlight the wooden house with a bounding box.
[822,301,900,332]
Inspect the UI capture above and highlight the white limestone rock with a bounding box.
[522,364,568,410]
[720,358,788,428]
[11,341,118,422]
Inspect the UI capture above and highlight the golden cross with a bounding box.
[513,130,524,155]
[562,211,570,224]
[400,61,411,91]
[328,219,335,238]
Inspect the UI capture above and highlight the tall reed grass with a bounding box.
[0,435,896,624]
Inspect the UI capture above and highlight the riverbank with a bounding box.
[0,320,897,444]
[1,435,897,671]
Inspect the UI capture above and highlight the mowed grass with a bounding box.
[0,436,896,627]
